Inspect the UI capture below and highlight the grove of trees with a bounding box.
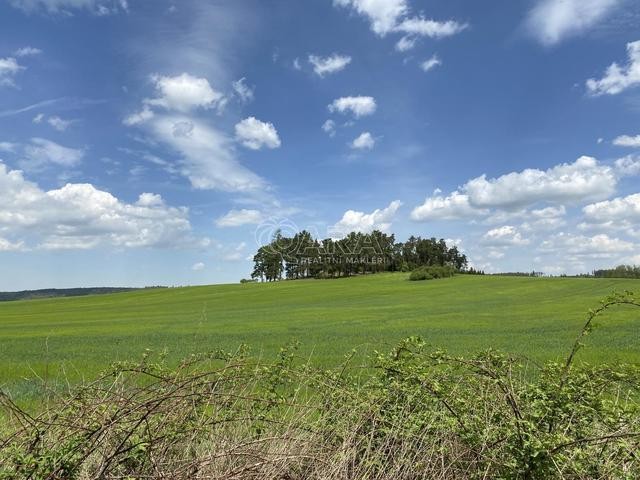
[251,230,468,282]
[592,265,640,279]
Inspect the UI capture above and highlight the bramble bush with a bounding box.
[1,292,639,479]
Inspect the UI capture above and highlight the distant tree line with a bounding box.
[492,271,545,278]
[592,265,640,279]
[0,287,165,302]
[251,231,468,282]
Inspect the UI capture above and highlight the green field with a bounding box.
[1,274,639,401]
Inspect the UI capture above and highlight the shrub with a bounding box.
[409,265,456,281]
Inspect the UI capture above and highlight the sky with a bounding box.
[1,0,640,290]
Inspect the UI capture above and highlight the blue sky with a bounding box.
[1,0,640,289]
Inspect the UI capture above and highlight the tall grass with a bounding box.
[1,292,639,479]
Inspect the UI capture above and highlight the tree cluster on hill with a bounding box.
[592,265,640,279]
[251,231,468,282]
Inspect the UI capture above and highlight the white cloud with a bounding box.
[583,193,640,223]
[125,72,267,193]
[123,106,154,126]
[540,232,635,257]
[526,0,621,46]
[0,161,198,250]
[395,17,467,39]
[420,55,442,72]
[32,113,44,123]
[137,192,164,207]
[395,36,417,52]
[351,131,375,150]
[481,226,530,246]
[308,53,352,77]
[14,46,42,57]
[329,200,402,237]
[464,156,616,209]
[150,115,265,192]
[329,96,377,117]
[613,133,640,147]
[0,142,18,153]
[412,156,624,222]
[411,191,485,221]
[216,208,263,227]
[333,0,408,36]
[232,77,254,103]
[586,40,640,95]
[333,0,466,47]
[322,119,336,137]
[0,237,25,251]
[145,73,225,112]
[10,0,129,15]
[192,262,205,271]
[615,155,640,176]
[222,241,247,261]
[47,116,73,131]
[0,57,24,87]
[235,117,281,150]
[19,137,84,170]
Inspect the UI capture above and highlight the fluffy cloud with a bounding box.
[615,155,640,176]
[613,133,640,147]
[10,0,129,15]
[333,0,408,36]
[420,55,442,72]
[14,46,42,57]
[412,156,625,222]
[329,96,377,117]
[124,73,267,193]
[0,162,199,250]
[586,40,640,96]
[308,54,352,77]
[232,77,254,103]
[411,191,484,221]
[334,0,466,53]
[540,233,635,257]
[146,73,225,112]
[464,156,616,209]
[334,0,466,46]
[0,57,24,87]
[526,0,621,46]
[481,226,530,246]
[583,193,640,223]
[191,262,205,271]
[351,132,375,150]
[235,117,281,150]
[329,200,402,237]
[215,208,263,227]
[395,17,467,39]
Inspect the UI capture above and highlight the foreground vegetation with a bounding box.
[1,292,639,479]
[2,274,640,406]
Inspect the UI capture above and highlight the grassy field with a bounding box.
[1,274,639,402]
